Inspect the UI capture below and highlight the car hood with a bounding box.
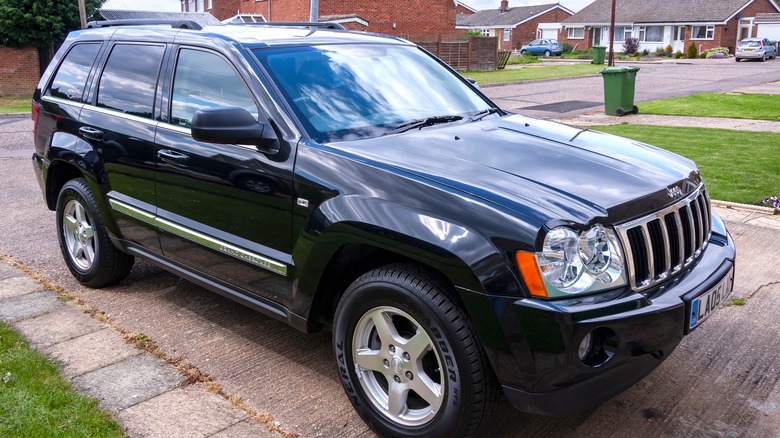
[331,114,702,226]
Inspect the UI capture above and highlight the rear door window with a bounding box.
[96,44,165,118]
[45,43,101,103]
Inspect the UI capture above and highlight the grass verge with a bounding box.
[0,97,30,114]
[0,322,126,437]
[462,63,604,85]
[591,124,780,205]
[637,93,780,121]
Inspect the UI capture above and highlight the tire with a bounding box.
[632,105,639,114]
[615,107,626,116]
[735,57,740,62]
[333,264,499,437]
[761,53,766,62]
[544,50,551,57]
[56,178,134,287]
[520,50,528,55]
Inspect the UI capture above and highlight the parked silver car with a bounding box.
[735,38,777,62]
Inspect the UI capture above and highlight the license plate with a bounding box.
[744,49,754,52]
[689,269,734,330]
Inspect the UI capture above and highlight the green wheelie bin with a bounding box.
[600,66,639,116]
[592,46,606,64]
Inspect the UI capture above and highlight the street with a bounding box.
[2,60,780,437]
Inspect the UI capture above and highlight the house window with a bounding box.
[480,29,490,37]
[691,25,715,40]
[567,27,584,39]
[196,0,203,11]
[207,0,212,9]
[638,26,663,42]
[614,26,633,41]
[187,0,194,11]
[503,28,511,42]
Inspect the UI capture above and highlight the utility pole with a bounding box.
[78,0,87,29]
[607,0,616,66]
[309,0,319,22]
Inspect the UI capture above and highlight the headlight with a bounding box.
[534,225,626,297]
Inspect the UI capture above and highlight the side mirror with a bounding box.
[191,107,279,154]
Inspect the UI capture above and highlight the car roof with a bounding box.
[67,24,413,49]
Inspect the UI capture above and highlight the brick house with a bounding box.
[455,1,573,51]
[186,0,461,36]
[560,0,780,54]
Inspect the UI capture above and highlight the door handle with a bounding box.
[157,149,190,165]
[78,126,103,141]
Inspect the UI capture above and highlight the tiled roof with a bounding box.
[755,12,780,22]
[563,0,774,25]
[457,3,563,27]
[98,9,222,26]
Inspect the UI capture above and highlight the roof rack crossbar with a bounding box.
[86,19,203,30]
[232,21,345,30]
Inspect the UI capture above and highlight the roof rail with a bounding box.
[233,21,345,30]
[86,19,203,30]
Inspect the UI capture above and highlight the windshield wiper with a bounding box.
[382,115,463,136]
[468,107,501,122]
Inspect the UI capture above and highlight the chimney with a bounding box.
[500,0,508,13]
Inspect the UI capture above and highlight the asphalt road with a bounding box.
[2,61,780,437]
[486,57,780,119]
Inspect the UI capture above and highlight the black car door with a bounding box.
[154,46,295,307]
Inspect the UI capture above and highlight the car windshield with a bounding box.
[253,44,491,142]
[740,41,761,47]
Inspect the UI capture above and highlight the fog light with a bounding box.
[578,332,594,360]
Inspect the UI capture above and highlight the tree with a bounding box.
[0,0,104,48]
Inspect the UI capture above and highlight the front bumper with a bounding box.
[473,215,736,416]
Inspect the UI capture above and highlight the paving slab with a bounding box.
[73,354,183,412]
[12,305,105,348]
[44,328,142,378]
[0,261,22,281]
[0,274,48,299]
[0,291,63,322]
[116,385,251,438]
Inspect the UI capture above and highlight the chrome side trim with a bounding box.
[109,198,287,276]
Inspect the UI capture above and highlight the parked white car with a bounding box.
[735,38,777,62]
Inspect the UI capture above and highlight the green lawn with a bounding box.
[638,93,780,121]
[0,97,30,113]
[463,64,604,85]
[0,322,126,437]
[591,124,780,204]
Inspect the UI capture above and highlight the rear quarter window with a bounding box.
[45,43,101,103]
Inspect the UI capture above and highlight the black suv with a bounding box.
[32,20,735,437]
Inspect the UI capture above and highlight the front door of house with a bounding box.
[673,26,685,52]
[593,27,603,46]
[738,18,752,45]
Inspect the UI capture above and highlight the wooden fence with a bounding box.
[402,34,499,72]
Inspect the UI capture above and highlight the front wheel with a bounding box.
[56,178,134,287]
[333,264,498,437]
[544,50,551,57]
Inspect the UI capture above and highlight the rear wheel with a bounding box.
[762,53,767,62]
[56,178,134,287]
[616,107,626,116]
[333,264,499,437]
[544,50,551,57]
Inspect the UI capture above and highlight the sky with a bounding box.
[100,0,594,13]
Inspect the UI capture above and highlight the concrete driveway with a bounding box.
[2,60,780,437]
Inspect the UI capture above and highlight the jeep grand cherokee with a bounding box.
[32,20,735,437]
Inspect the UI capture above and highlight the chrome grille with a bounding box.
[616,185,711,291]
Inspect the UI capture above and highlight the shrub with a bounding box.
[466,30,483,37]
[642,49,649,56]
[664,44,673,53]
[700,52,707,58]
[561,42,573,53]
[674,51,684,59]
[622,37,640,54]
[705,47,730,58]
[576,52,593,60]
[687,42,698,59]
[506,54,541,65]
